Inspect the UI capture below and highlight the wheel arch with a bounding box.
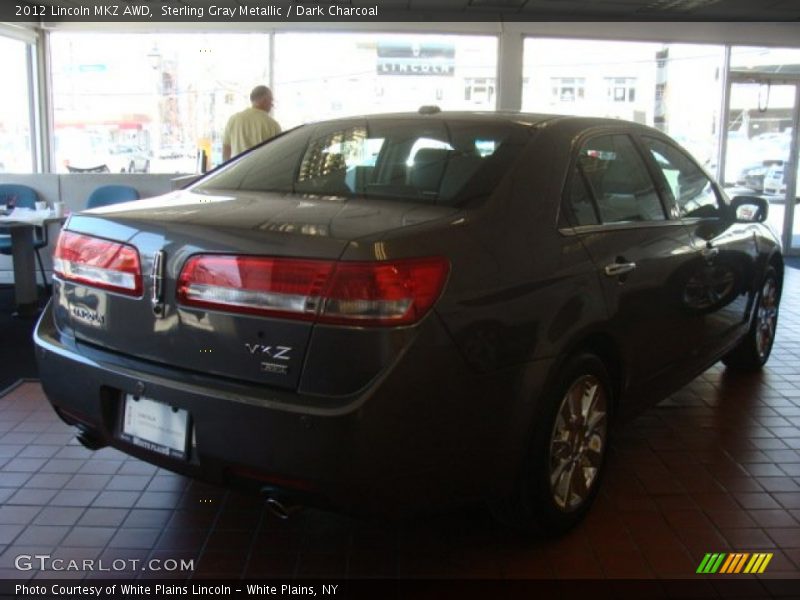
[538,330,626,416]
[569,332,624,412]
[493,330,622,534]
[768,251,784,291]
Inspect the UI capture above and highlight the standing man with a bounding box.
[222,85,281,161]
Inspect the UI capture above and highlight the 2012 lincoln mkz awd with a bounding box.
[35,110,783,534]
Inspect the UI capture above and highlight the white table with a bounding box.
[0,210,65,317]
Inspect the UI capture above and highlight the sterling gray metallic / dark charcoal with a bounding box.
[35,111,783,534]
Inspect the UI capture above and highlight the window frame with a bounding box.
[551,77,586,103]
[559,128,681,233]
[636,134,725,222]
[604,77,637,104]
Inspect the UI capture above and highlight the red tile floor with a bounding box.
[1,269,800,585]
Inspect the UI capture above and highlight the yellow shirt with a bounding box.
[222,107,281,157]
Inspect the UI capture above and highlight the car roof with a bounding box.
[308,110,550,126]
[302,110,664,135]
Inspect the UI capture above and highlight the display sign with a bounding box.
[377,40,455,76]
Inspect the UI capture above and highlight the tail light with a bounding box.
[177,255,449,326]
[53,231,143,296]
[321,259,449,326]
[177,256,333,322]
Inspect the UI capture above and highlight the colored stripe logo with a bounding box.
[697,553,773,574]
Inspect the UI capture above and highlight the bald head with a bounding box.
[250,85,274,112]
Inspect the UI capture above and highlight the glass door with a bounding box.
[721,77,800,253]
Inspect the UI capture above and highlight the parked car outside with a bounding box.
[763,161,800,199]
[36,110,783,534]
[735,131,791,193]
[58,143,151,174]
[107,144,151,173]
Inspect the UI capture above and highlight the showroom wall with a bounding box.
[4,20,800,179]
[2,20,800,280]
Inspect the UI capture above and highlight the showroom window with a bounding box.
[49,33,270,173]
[523,39,725,171]
[273,33,498,129]
[0,35,35,173]
[730,46,800,72]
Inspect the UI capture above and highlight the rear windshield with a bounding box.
[194,118,529,206]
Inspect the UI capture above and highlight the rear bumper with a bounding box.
[34,302,553,516]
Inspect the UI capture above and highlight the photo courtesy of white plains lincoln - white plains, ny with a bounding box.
[15,583,340,597]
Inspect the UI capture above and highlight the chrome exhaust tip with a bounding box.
[265,497,292,520]
[75,426,106,451]
[261,487,303,520]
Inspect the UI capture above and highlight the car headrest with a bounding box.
[410,148,451,193]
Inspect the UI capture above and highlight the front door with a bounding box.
[640,134,760,360]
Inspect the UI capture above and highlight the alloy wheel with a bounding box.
[548,375,608,512]
[756,276,779,360]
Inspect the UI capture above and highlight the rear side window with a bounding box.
[563,170,599,226]
[642,136,721,219]
[195,119,527,206]
[568,134,665,224]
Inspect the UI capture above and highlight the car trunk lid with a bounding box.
[54,189,457,390]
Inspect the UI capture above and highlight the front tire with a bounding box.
[491,353,612,536]
[722,266,780,371]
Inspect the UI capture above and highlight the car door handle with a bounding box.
[604,262,637,277]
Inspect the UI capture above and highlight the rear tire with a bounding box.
[490,353,612,536]
[722,266,780,371]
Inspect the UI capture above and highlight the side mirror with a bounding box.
[730,195,768,223]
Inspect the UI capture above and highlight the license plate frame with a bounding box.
[120,394,190,460]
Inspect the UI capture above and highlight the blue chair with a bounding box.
[0,184,49,289]
[86,185,140,209]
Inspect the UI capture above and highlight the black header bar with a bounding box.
[3,0,798,23]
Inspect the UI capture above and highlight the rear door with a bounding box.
[561,131,698,391]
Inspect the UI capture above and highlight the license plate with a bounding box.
[121,395,189,460]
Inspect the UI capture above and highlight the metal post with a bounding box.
[781,83,800,254]
[37,28,54,174]
[269,31,275,96]
[497,29,523,112]
[716,45,731,185]
[25,41,37,172]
